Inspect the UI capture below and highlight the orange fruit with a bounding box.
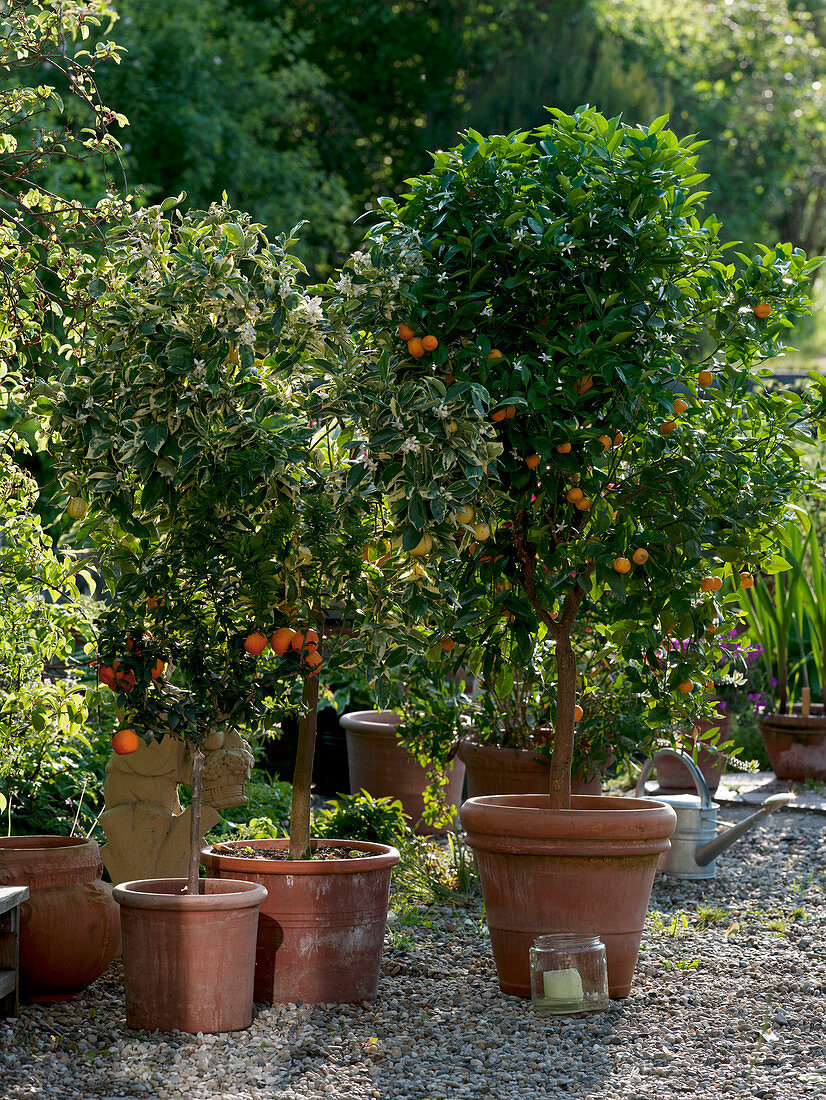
[472,522,491,541]
[632,548,649,565]
[146,595,165,611]
[398,323,415,340]
[303,649,323,673]
[706,679,715,691]
[678,680,693,694]
[566,487,584,504]
[490,409,507,423]
[712,577,723,592]
[740,572,754,589]
[502,609,515,623]
[291,628,320,652]
[243,632,269,656]
[575,376,593,394]
[410,533,434,556]
[270,627,296,656]
[66,497,88,520]
[598,434,612,451]
[575,497,591,511]
[487,349,503,362]
[439,637,457,651]
[556,442,572,454]
[443,373,455,385]
[97,662,136,692]
[112,728,141,755]
[407,337,425,358]
[613,431,624,447]
[504,405,516,419]
[754,302,771,319]
[698,369,713,387]
[422,335,439,351]
[574,704,583,722]
[525,454,541,469]
[660,420,677,435]
[613,557,631,574]
[701,577,716,592]
[673,398,689,415]
[151,658,165,681]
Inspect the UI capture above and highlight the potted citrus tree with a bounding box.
[346,107,822,997]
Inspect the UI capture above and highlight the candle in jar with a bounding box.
[543,967,584,1001]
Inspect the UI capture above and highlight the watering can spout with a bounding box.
[694,793,794,867]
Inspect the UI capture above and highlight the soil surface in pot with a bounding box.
[208,843,375,861]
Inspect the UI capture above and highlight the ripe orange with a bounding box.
[632,548,649,565]
[439,637,457,651]
[112,728,141,755]
[303,649,323,673]
[706,679,715,691]
[487,349,503,362]
[243,631,269,656]
[150,658,165,681]
[556,442,572,454]
[525,454,541,470]
[613,431,624,447]
[700,577,716,592]
[740,572,754,589]
[98,662,136,692]
[712,577,723,592]
[613,557,631,574]
[146,595,165,611]
[270,627,296,656]
[490,409,507,423]
[504,405,516,419]
[291,628,320,652]
[673,398,689,415]
[398,323,415,340]
[598,434,612,451]
[566,487,584,504]
[678,680,693,694]
[407,337,425,358]
[659,420,677,435]
[754,302,771,319]
[574,704,583,722]
[575,497,591,511]
[575,376,593,394]
[698,369,713,387]
[422,335,439,351]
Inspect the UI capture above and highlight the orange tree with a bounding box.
[43,199,498,884]
[339,107,824,809]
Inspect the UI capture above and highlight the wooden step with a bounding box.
[0,970,16,999]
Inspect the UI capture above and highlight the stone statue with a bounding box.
[100,729,254,885]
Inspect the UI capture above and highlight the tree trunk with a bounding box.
[187,743,204,895]
[289,670,320,860]
[549,631,576,810]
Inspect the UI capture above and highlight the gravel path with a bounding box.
[2,806,824,1100]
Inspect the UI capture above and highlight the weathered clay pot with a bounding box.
[201,838,399,1004]
[457,739,603,798]
[655,705,731,795]
[759,710,826,780]
[0,835,120,1002]
[460,794,677,999]
[340,710,465,835]
[113,877,266,1033]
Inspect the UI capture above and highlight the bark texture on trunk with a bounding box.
[187,744,204,894]
[289,670,320,860]
[549,633,576,810]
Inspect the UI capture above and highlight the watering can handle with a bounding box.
[634,749,713,808]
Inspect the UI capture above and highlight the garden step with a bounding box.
[0,885,29,1018]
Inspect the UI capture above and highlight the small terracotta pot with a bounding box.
[457,739,603,798]
[655,705,731,795]
[0,835,120,1002]
[201,838,399,1004]
[113,877,266,1033]
[759,711,826,780]
[460,794,677,999]
[340,710,465,835]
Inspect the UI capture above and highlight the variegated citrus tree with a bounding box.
[44,200,500,884]
[332,107,824,810]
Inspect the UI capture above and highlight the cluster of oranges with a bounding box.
[244,626,322,672]
[97,633,165,693]
[612,549,649,573]
[398,323,438,359]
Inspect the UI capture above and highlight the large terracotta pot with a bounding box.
[457,739,603,798]
[201,838,399,1004]
[759,710,826,780]
[460,794,677,999]
[655,704,731,795]
[112,877,266,1033]
[339,710,465,835]
[0,835,120,1002]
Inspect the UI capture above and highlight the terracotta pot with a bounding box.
[340,710,465,835]
[460,794,677,999]
[201,838,399,1004]
[457,739,603,798]
[655,706,731,795]
[759,710,826,780]
[113,877,266,1033]
[0,835,120,1002]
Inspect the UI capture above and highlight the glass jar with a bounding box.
[529,934,609,1015]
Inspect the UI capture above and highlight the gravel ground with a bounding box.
[2,805,824,1100]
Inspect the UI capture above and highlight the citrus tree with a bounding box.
[341,107,823,809]
[44,199,500,884]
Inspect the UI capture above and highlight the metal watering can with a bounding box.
[635,749,793,880]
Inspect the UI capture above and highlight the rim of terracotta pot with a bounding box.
[760,712,826,734]
[113,878,267,911]
[201,837,400,875]
[339,710,401,735]
[460,793,677,845]
[0,835,94,852]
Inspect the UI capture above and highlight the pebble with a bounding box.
[2,806,825,1099]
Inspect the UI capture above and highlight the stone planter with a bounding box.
[0,836,120,1002]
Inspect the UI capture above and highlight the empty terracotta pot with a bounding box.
[457,740,603,798]
[201,838,399,1004]
[655,704,730,795]
[340,710,465,835]
[759,711,826,780]
[113,877,266,1033]
[460,794,677,999]
[0,835,120,1002]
